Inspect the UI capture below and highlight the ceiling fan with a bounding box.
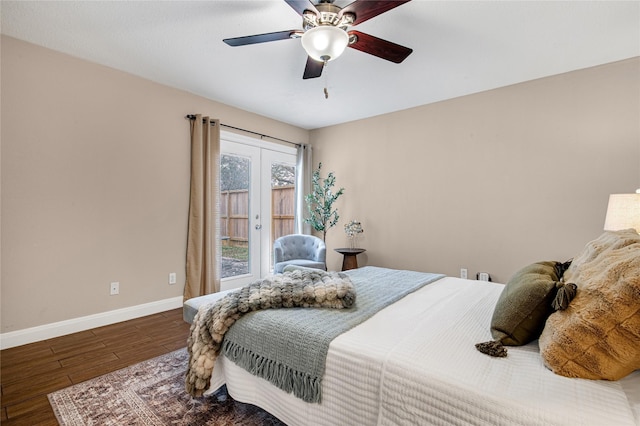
[223,0,413,80]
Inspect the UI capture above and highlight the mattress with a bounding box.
[207,275,640,426]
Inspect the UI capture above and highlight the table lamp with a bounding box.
[603,191,640,233]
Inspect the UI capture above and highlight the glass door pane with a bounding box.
[269,162,296,269]
[220,153,250,279]
[219,141,261,290]
[260,149,297,276]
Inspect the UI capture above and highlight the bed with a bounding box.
[185,265,640,426]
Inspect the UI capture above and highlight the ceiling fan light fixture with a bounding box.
[301,26,349,62]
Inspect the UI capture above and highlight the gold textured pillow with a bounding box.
[539,229,640,380]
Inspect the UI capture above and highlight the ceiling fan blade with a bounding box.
[348,30,412,63]
[223,30,298,47]
[303,56,324,79]
[284,0,319,17]
[339,0,411,26]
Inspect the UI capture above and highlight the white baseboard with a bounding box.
[0,296,184,350]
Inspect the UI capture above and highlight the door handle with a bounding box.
[255,224,262,230]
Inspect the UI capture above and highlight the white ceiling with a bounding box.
[2,1,639,130]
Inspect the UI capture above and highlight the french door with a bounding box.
[219,132,297,290]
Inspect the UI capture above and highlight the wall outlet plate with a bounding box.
[169,273,177,285]
[460,268,468,279]
[110,282,119,295]
[478,272,490,281]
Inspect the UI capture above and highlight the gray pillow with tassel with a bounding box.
[476,260,576,357]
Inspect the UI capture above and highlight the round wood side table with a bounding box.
[334,248,366,271]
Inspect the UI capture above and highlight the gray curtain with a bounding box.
[294,144,313,235]
[184,115,221,300]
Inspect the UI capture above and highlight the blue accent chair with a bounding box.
[273,234,327,273]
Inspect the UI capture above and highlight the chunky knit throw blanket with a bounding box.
[185,269,356,397]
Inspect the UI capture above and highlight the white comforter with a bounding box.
[208,276,640,426]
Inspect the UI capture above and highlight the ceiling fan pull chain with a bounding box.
[324,60,329,99]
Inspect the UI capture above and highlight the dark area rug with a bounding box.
[48,348,286,425]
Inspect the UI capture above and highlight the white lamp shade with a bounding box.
[603,193,640,232]
[301,26,349,62]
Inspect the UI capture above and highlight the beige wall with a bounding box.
[1,36,308,333]
[312,58,640,282]
[2,34,638,336]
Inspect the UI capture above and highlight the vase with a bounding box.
[348,235,357,249]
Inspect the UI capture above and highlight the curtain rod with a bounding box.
[185,114,301,147]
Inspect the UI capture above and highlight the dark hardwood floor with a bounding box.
[1,308,191,425]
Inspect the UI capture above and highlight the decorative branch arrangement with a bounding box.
[344,220,364,249]
[344,220,364,238]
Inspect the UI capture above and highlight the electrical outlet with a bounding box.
[478,272,490,281]
[460,268,468,279]
[169,272,177,285]
[110,282,119,295]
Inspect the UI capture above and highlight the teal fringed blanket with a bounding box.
[186,268,356,397]
[221,266,444,403]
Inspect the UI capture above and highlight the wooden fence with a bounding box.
[220,186,295,246]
